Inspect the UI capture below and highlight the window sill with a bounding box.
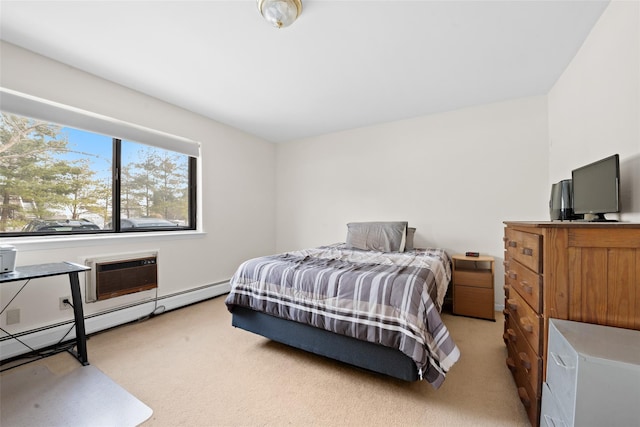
[2,230,207,252]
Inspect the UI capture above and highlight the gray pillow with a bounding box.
[346,222,408,252]
[405,227,416,251]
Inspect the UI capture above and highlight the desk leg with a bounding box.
[68,271,89,365]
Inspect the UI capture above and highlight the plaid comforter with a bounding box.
[225,243,460,388]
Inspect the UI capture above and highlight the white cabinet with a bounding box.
[541,319,640,427]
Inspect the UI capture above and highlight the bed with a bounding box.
[225,222,460,388]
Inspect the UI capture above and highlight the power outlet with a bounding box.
[6,308,20,325]
[59,296,72,310]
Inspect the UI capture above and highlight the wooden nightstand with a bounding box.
[452,254,495,321]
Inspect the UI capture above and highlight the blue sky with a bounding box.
[59,127,152,180]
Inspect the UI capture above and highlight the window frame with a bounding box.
[110,139,197,235]
[0,110,198,238]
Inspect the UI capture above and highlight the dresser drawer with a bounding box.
[505,259,542,313]
[507,314,543,397]
[506,339,540,427]
[506,289,543,354]
[455,269,492,288]
[504,228,542,273]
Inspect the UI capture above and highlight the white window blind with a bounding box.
[0,88,200,157]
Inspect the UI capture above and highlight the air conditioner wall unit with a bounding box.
[85,251,158,302]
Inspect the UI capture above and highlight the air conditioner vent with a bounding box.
[85,252,158,302]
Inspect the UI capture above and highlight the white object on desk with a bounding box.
[541,318,640,427]
[0,245,17,273]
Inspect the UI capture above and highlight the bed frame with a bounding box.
[231,306,419,381]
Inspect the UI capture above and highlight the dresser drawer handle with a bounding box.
[506,357,516,373]
[519,280,533,294]
[508,241,517,248]
[507,299,518,311]
[508,271,517,280]
[550,352,575,370]
[522,247,534,256]
[518,352,531,370]
[517,387,531,407]
[507,328,517,342]
[543,414,568,427]
[519,318,534,333]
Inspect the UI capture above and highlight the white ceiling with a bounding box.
[0,0,610,143]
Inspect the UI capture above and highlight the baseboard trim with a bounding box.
[0,281,230,362]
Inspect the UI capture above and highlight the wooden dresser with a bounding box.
[502,221,640,426]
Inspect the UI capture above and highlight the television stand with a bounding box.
[584,213,618,222]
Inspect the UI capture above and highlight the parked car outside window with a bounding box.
[22,219,101,232]
[107,218,179,229]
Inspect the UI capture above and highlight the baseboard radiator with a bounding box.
[85,252,158,302]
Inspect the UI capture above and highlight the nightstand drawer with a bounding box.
[453,285,494,320]
[455,269,493,288]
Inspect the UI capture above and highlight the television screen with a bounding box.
[571,154,620,220]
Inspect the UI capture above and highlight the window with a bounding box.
[0,111,197,236]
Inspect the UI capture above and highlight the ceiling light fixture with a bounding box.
[258,0,302,29]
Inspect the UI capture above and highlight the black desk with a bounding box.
[0,262,91,368]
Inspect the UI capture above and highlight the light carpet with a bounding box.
[2,296,529,426]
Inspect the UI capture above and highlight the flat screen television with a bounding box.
[571,154,620,221]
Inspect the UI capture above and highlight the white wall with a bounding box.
[276,96,550,308]
[548,0,640,222]
[0,42,277,334]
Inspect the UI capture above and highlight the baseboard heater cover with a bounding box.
[85,252,158,303]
